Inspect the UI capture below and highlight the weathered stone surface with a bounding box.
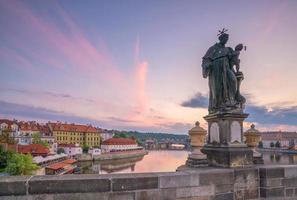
[234,168,258,181]
[283,178,297,187]
[159,172,199,188]
[284,166,297,178]
[215,184,233,194]
[234,190,244,200]
[0,176,29,196]
[29,175,111,194]
[200,170,234,185]
[109,192,135,200]
[52,192,108,200]
[177,197,211,200]
[214,192,234,200]
[160,188,177,200]
[176,186,215,198]
[260,187,284,198]
[244,188,259,199]
[112,177,158,191]
[0,196,27,200]
[259,167,284,179]
[260,178,283,187]
[135,190,160,200]
[285,188,294,197]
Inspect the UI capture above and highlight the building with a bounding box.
[99,130,114,141]
[15,121,54,145]
[48,122,101,147]
[88,147,101,156]
[0,119,19,142]
[260,131,297,148]
[18,144,50,157]
[58,144,82,157]
[169,143,185,150]
[101,138,142,153]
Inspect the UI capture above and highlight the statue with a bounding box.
[202,29,246,114]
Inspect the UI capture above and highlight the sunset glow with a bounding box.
[0,0,296,133]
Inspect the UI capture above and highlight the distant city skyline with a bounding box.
[0,0,296,134]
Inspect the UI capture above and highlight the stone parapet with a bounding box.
[2,165,297,199]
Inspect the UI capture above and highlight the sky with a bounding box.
[0,0,296,134]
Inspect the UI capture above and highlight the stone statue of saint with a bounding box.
[202,29,245,114]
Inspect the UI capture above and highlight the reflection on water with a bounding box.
[77,150,189,174]
[263,152,297,165]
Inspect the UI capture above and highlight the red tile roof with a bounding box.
[59,144,77,148]
[49,123,98,133]
[46,159,77,170]
[63,159,77,164]
[18,144,50,155]
[0,119,16,126]
[102,138,136,145]
[46,162,67,170]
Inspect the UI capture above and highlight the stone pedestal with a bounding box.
[201,112,253,168]
[186,121,208,167]
[244,124,264,164]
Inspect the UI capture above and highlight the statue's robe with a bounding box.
[202,43,237,113]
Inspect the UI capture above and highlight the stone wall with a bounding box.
[1,165,297,200]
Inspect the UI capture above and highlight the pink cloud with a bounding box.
[1,0,124,83]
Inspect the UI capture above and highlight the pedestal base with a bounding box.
[201,145,253,168]
[186,149,208,168]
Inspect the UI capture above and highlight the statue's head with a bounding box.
[217,28,229,45]
[218,33,229,45]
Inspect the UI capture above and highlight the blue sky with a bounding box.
[0,0,296,133]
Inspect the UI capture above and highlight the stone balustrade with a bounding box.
[1,165,297,200]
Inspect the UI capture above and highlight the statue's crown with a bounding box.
[217,28,228,36]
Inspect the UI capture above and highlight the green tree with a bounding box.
[5,153,39,175]
[83,144,89,153]
[258,141,263,148]
[32,133,49,148]
[0,131,15,144]
[270,142,275,148]
[275,141,281,148]
[0,145,8,169]
[113,133,128,138]
[57,148,65,154]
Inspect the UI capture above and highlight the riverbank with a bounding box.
[258,148,297,154]
[77,149,148,162]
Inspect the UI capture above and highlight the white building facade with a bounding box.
[101,138,142,153]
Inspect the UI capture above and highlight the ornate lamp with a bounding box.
[186,121,208,167]
[244,124,264,164]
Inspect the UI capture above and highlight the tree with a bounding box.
[5,153,39,175]
[0,145,8,169]
[258,141,263,148]
[32,133,49,148]
[57,148,65,154]
[83,144,89,153]
[275,141,281,148]
[270,142,275,148]
[0,131,15,144]
[113,133,128,138]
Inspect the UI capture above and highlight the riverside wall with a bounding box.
[1,165,297,200]
[77,150,148,161]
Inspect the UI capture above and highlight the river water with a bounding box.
[76,150,297,174]
[77,150,188,174]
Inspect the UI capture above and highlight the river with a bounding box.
[76,150,297,174]
[77,150,188,174]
